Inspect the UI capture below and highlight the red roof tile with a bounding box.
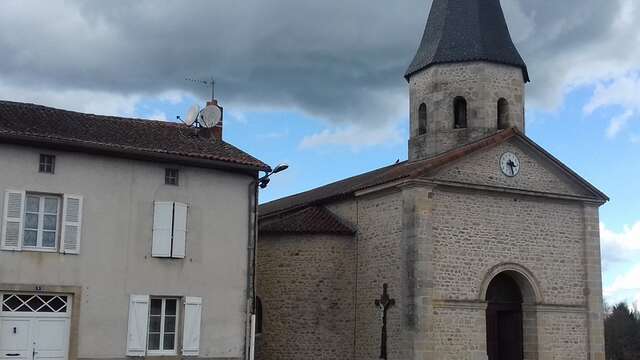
[260,206,355,235]
[0,100,269,171]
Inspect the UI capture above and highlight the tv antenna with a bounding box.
[186,77,216,102]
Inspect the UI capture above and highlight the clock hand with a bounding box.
[507,160,516,175]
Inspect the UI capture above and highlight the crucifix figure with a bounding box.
[374,283,395,359]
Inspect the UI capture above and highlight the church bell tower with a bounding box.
[406,0,529,161]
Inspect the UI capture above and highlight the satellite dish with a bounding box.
[185,104,200,126]
[200,104,222,128]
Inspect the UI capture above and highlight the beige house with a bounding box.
[0,100,268,360]
[257,0,608,359]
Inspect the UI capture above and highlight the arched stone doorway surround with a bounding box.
[479,263,542,360]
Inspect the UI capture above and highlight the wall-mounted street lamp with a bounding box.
[258,163,289,189]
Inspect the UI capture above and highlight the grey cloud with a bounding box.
[0,0,636,124]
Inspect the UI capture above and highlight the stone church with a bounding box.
[256,0,608,359]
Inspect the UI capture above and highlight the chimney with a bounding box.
[197,100,224,141]
[208,100,223,141]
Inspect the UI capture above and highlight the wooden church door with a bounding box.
[486,273,524,360]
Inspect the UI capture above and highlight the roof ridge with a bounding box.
[0,99,185,128]
[260,160,407,210]
[260,129,519,215]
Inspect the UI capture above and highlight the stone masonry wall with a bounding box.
[351,192,408,359]
[434,139,593,198]
[409,62,525,160]
[428,186,590,359]
[256,233,355,360]
[432,188,586,304]
[538,311,588,360]
[430,305,487,360]
[328,191,411,360]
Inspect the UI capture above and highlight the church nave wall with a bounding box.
[256,233,356,360]
[537,311,589,360]
[430,188,587,305]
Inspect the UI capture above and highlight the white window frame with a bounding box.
[22,193,61,252]
[146,297,180,356]
[0,293,72,318]
[39,154,56,174]
[165,168,179,186]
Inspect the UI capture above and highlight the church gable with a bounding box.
[428,135,605,200]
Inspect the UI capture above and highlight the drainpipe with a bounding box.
[245,164,287,360]
[245,178,259,360]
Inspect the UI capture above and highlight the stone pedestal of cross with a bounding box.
[374,283,395,359]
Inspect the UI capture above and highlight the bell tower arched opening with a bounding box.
[453,97,467,129]
[498,98,509,129]
[418,103,427,135]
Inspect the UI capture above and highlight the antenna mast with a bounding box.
[186,77,216,102]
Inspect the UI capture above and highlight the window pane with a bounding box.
[148,334,160,350]
[42,232,56,248]
[44,198,58,213]
[23,230,37,246]
[27,296,45,311]
[25,214,39,229]
[149,316,161,333]
[164,316,176,332]
[43,215,57,230]
[48,297,67,312]
[165,299,177,315]
[163,334,175,350]
[3,295,22,311]
[150,299,162,315]
[26,196,40,212]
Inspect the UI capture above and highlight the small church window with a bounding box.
[418,103,427,135]
[454,97,467,129]
[498,98,509,129]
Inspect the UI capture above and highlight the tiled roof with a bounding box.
[260,206,355,235]
[0,100,269,171]
[261,128,608,216]
[405,0,529,82]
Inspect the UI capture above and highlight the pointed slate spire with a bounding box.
[405,0,529,82]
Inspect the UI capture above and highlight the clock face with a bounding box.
[500,152,520,177]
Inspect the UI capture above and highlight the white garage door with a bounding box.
[0,294,71,360]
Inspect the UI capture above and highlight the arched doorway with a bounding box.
[486,272,524,360]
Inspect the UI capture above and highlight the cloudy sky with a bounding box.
[1,0,639,307]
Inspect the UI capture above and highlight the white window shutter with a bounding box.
[60,195,83,254]
[182,297,202,356]
[172,202,187,258]
[127,294,149,356]
[1,190,25,251]
[152,202,173,257]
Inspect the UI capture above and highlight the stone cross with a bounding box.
[374,283,395,359]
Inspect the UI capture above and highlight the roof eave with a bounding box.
[404,60,530,83]
[512,130,609,203]
[0,132,270,174]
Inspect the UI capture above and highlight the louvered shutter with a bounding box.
[60,195,83,254]
[182,297,202,356]
[126,294,149,356]
[1,190,25,251]
[152,202,173,257]
[172,202,187,258]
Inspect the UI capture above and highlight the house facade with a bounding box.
[256,0,608,359]
[0,100,268,360]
